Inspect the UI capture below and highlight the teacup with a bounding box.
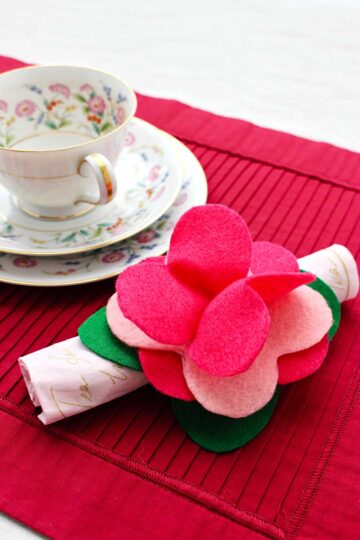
[0,65,137,219]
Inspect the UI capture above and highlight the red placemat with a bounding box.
[0,56,359,540]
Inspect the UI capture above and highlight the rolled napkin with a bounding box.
[19,243,359,425]
[299,244,359,303]
[19,337,147,424]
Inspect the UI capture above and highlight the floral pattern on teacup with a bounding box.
[15,100,37,117]
[0,81,128,147]
[48,83,71,99]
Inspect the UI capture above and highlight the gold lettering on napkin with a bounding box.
[99,366,128,384]
[326,248,350,299]
[48,347,91,365]
[79,375,92,402]
[50,384,92,419]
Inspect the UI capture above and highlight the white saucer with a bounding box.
[0,118,182,256]
[0,137,207,286]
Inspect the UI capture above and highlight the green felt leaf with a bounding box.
[305,275,341,340]
[78,307,142,371]
[172,388,280,453]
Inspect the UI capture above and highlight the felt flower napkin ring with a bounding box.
[79,205,339,451]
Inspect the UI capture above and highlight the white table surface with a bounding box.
[1,0,360,537]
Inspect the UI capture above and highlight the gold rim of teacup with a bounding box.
[0,64,137,154]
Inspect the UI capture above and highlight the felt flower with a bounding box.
[15,100,36,117]
[48,83,71,99]
[107,205,333,418]
[88,96,106,114]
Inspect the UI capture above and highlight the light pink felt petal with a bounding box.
[106,294,175,350]
[116,263,208,346]
[167,204,252,294]
[139,349,194,401]
[251,241,299,274]
[268,285,333,355]
[188,280,270,376]
[183,343,278,418]
[246,272,315,304]
[277,335,329,384]
[183,284,332,418]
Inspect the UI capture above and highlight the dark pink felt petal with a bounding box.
[246,272,315,304]
[277,335,329,384]
[140,256,166,265]
[116,262,208,346]
[139,349,194,401]
[167,205,252,295]
[187,279,270,376]
[251,241,299,274]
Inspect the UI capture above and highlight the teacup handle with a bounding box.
[78,153,117,205]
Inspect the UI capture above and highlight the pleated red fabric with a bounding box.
[0,56,359,540]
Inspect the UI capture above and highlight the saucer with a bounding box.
[0,136,207,286]
[0,118,182,256]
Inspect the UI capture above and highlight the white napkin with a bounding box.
[19,336,147,424]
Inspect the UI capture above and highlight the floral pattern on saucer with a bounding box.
[0,140,208,286]
[0,119,183,255]
[3,207,176,276]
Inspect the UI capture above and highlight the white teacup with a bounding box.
[0,65,137,219]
